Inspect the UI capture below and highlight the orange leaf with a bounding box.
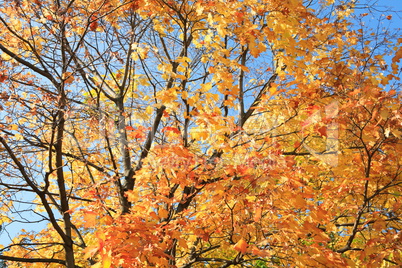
[158,208,169,219]
[162,126,180,134]
[62,72,74,84]
[254,207,262,222]
[294,141,301,148]
[233,238,248,254]
[83,211,97,228]
[83,245,98,260]
[251,246,270,257]
[373,219,387,231]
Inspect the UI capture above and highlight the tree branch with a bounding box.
[0,255,81,267]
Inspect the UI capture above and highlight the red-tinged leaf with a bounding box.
[89,16,99,31]
[132,2,140,10]
[0,74,7,82]
[317,126,327,137]
[294,141,301,148]
[251,246,270,257]
[127,126,147,139]
[289,100,299,109]
[89,22,98,31]
[306,104,320,115]
[162,126,180,134]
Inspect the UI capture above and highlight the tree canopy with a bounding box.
[0,0,401,267]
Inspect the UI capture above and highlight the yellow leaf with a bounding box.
[392,129,402,138]
[145,106,153,114]
[175,56,191,67]
[191,128,208,140]
[200,82,212,92]
[176,56,191,63]
[176,74,187,80]
[1,53,12,61]
[269,85,277,95]
[14,133,24,140]
[102,252,112,268]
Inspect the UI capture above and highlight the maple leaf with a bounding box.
[233,238,248,254]
[83,211,97,228]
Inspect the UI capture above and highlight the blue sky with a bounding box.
[359,0,402,25]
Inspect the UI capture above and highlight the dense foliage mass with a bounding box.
[0,0,401,267]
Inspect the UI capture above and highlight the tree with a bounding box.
[0,0,401,267]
